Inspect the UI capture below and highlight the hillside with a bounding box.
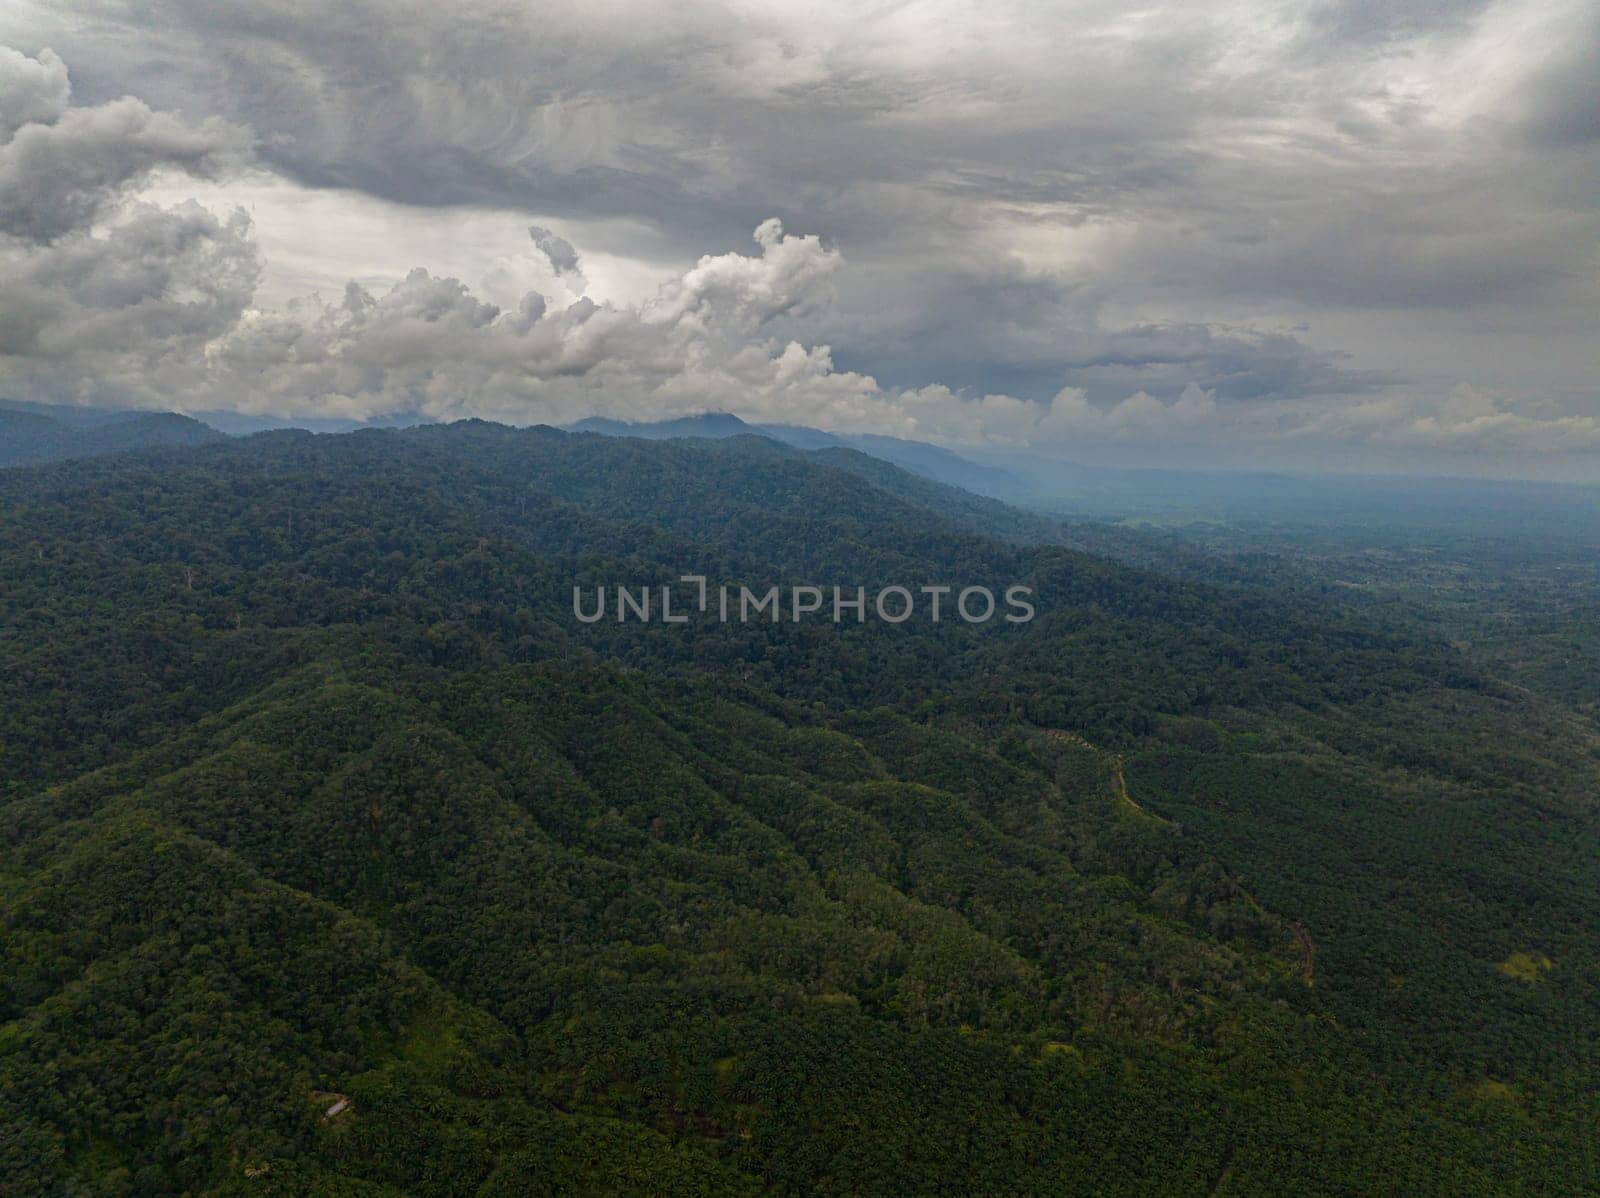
[0,401,223,468]
[2,424,1598,1194]
[568,412,1022,499]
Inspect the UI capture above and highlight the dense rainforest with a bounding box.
[1,422,1597,1195]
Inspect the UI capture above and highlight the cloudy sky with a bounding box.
[1,1,1596,478]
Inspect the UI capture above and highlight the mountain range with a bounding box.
[2,419,1597,1193]
[0,400,222,469]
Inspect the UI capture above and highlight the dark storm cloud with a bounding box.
[528,225,581,278]
[1063,324,1384,401]
[0,43,69,137]
[18,3,1595,308]
[1301,0,1497,46]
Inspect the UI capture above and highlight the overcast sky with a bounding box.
[1,1,1596,478]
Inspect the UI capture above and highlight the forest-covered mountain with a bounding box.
[0,400,223,469]
[568,412,1022,500]
[2,423,1597,1195]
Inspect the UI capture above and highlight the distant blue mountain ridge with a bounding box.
[0,399,223,468]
